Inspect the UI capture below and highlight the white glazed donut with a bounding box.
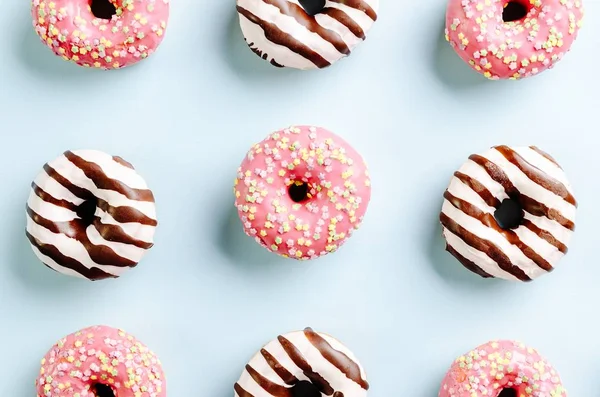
[235,0,379,69]
[26,150,157,281]
[235,327,369,397]
[440,145,577,282]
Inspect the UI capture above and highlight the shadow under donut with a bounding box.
[217,202,284,268]
[426,212,504,290]
[429,17,489,90]
[9,194,82,293]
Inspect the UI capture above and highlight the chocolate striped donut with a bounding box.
[26,150,157,281]
[235,327,369,397]
[440,145,577,282]
[236,0,379,70]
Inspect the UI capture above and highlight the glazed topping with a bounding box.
[441,145,576,281]
[236,0,378,69]
[36,325,165,397]
[235,328,368,397]
[445,0,584,79]
[439,340,566,397]
[32,0,169,68]
[234,126,371,259]
[26,150,157,280]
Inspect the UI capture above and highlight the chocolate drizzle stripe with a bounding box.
[320,7,365,39]
[112,156,134,169]
[260,348,299,385]
[444,191,553,272]
[332,393,344,397]
[93,218,154,249]
[262,0,350,54]
[64,151,155,202]
[518,195,575,231]
[303,327,369,390]
[44,164,93,200]
[454,171,501,208]
[96,199,157,226]
[522,219,568,254]
[31,183,79,213]
[234,383,255,397]
[440,212,531,281]
[245,364,291,397]
[445,243,493,278]
[329,0,377,20]
[494,146,576,206]
[237,6,331,68]
[468,154,574,230]
[277,335,334,395]
[26,231,115,280]
[529,146,563,170]
[27,207,137,268]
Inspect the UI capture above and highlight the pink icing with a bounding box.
[439,340,567,397]
[234,125,371,260]
[36,325,166,397]
[31,0,169,69]
[445,0,584,80]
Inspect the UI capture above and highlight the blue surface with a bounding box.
[1,0,599,396]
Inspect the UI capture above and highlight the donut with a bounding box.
[445,0,584,80]
[26,150,157,281]
[234,327,369,397]
[233,125,371,260]
[31,0,170,69]
[235,0,379,69]
[36,325,166,397]
[440,145,577,282]
[439,340,566,397]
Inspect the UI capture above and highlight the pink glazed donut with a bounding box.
[234,125,371,260]
[36,325,166,397]
[32,0,169,69]
[439,340,567,397]
[445,0,584,80]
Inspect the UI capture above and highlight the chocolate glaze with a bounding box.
[468,154,574,230]
[246,364,292,397]
[26,231,115,280]
[321,8,365,39]
[235,383,255,397]
[260,348,299,385]
[444,191,553,272]
[278,335,335,395]
[453,171,501,208]
[64,151,155,202]
[237,6,331,68]
[263,0,350,54]
[445,243,493,278]
[529,146,562,170]
[495,145,576,206]
[329,0,377,20]
[303,327,369,390]
[440,212,531,281]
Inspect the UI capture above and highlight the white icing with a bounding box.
[236,0,379,69]
[235,329,368,397]
[442,146,576,281]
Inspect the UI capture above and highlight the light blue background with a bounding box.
[1,0,599,395]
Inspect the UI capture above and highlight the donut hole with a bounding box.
[298,0,326,16]
[291,380,322,397]
[77,197,98,226]
[92,383,116,397]
[90,0,117,20]
[498,389,518,397]
[502,1,529,22]
[288,181,311,203]
[494,197,524,230]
